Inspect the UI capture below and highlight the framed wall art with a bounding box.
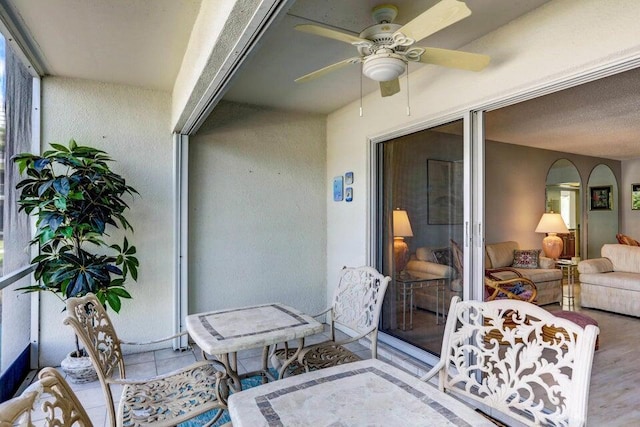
[632,184,640,210]
[589,185,612,210]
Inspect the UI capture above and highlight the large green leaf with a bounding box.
[13,139,139,313]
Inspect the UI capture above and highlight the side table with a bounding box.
[556,260,578,308]
[395,273,446,330]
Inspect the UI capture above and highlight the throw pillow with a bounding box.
[617,233,640,246]
[432,247,452,267]
[512,249,540,268]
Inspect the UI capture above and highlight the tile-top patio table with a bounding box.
[185,303,324,391]
[228,358,494,427]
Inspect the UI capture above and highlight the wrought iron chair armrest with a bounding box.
[311,307,332,318]
[106,360,226,385]
[419,359,446,382]
[119,330,188,346]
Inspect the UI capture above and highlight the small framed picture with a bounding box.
[590,186,612,210]
[345,172,354,185]
[333,176,344,201]
[345,187,353,202]
[632,184,640,210]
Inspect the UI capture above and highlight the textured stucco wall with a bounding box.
[326,0,640,305]
[40,77,173,366]
[189,101,326,316]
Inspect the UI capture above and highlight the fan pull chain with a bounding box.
[406,64,411,116]
[359,63,364,117]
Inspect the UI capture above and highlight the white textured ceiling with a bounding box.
[7,0,201,91]
[486,67,640,161]
[5,0,640,160]
[224,0,550,113]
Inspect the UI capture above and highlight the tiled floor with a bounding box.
[24,284,640,426]
[32,326,378,427]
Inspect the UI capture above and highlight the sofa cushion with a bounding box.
[517,268,562,283]
[577,258,613,274]
[486,241,519,268]
[579,271,640,291]
[512,249,540,268]
[405,259,455,278]
[601,244,640,274]
[490,268,561,283]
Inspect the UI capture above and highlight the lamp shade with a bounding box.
[534,213,569,234]
[393,209,413,237]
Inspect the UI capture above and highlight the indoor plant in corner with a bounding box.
[13,139,139,383]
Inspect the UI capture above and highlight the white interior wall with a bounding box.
[40,77,173,366]
[484,141,619,256]
[188,101,326,316]
[326,0,640,306]
[587,165,619,259]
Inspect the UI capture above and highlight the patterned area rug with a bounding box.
[179,370,277,427]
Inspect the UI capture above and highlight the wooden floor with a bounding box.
[383,282,640,425]
[547,282,640,424]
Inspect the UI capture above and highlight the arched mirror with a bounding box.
[545,159,581,259]
[587,164,618,259]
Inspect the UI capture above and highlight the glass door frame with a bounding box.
[368,111,486,364]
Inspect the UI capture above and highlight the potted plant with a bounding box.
[13,139,139,382]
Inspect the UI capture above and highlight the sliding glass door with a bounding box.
[374,119,467,357]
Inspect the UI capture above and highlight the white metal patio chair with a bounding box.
[422,296,599,426]
[64,293,228,427]
[272,266,390,374]
[0,367,92,426]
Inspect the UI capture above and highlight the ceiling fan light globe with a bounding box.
[362,56,406,82]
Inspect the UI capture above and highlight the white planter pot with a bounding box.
[60,350,98,384]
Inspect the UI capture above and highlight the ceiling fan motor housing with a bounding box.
[363,52,406,82]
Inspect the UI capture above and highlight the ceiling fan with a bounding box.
[294,0,491,97]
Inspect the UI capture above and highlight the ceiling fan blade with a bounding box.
[295,24,372,46]
[295,57,361,83]
[418,47,490,71]
[380,79,400,97]
[396,0,471,43]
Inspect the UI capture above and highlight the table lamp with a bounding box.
[535,212,569,259]
[393,209,413,272]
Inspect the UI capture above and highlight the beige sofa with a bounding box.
[405,240,563,313]
[405,251,459,315]
[578,244,640,317]
[484,241,562,306]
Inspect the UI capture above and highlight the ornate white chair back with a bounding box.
[0,367,92,426]
[432,296,598,427]
[331,266,390,336]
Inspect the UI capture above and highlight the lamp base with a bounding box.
[394,237,409,272]
[542,233,564,259]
